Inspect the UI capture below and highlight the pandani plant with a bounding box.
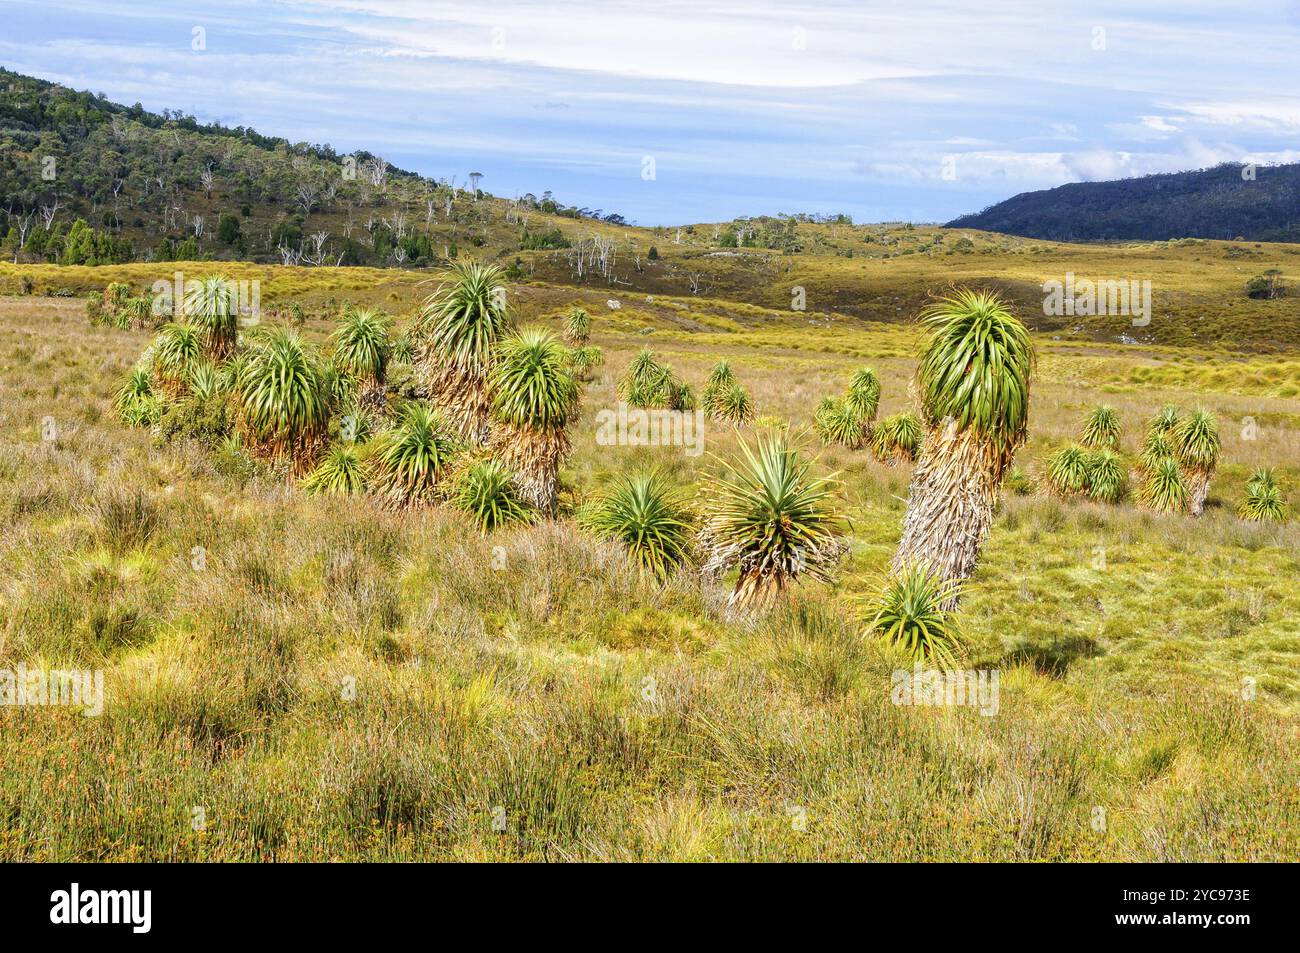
[450,458,536,533]
[331,306,391,409]
[231,328,332,473]
[487,327,581,515]
[697,433,848,614]
[563,307,591,347]
[1080,404,1121,450]
[1138,457,1189,514]
[813,397,864,449]
[868,563,964,670]
[1238,467,1288,523]
[413,260,512,445]
[368,402,461,508]
[183,274,240,359]
[579,470,695,583]
[891,290,1034,601]
[302,443,369,496]
[1172,408,1220,516]
[871,412,922,466]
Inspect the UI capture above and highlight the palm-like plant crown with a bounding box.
[1174,409,1221,471]
[153,323,203,381]
[1081,404,1121,450]
[331,307,391,384]
[814,397,863,448]
[1140,429,1176,473]
[451,459,535,533]
[845,367,882,421]
[302,443,368,496]
[1085,448,1126,503]
[233,328,331,445]
[417,260,510,375]
[1238,468,1287,522]
[619,349,668,406]
[707,361,736,391]
[1150,405,1180,434]
[1140,457,1189,514]
[371,403,460,505]
[184,274,239,358]
[563,307,591,346]
[187,360,222,402]
[115,366,153,407]
[699,435,847,600]
[872,412,922,462]
[1047,444,1090,496]
[490,327,580,432]
[917,290,1034,455]
[580,471,695,582]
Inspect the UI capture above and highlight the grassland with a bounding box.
[0,238,1297,861]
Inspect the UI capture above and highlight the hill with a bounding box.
[0,66,626,269]
[948,163,1300,243]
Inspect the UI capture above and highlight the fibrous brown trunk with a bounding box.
[891,418,1007,606]
[490,424,569,516]
[1185,467,1212,516]
[425,363,491,447]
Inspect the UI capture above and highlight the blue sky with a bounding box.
[3,0,1299,225]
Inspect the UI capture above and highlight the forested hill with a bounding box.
[947,162,1300,243]
[0,67,616,267]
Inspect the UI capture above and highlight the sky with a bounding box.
[2,0,1299,225]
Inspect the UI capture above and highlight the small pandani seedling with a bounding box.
[568,344,604,382]
[368,403,460,508]
[578,470,694,583]
[1083,448,1126,503]
[712,380,752,425]
[871,412,922,466]
[451,459,536,533]
[114,366,161,426]
[1081,404,1121,450]
[1238,467,1288,523]
[1149,404,1180,436]
[152,323,203,397]
[868,563,964,670]
[698,434,847,613]
[814,397,864,449]
[1047,444,1090,497]
[302,443,368,496]
[1138,457,1189,514]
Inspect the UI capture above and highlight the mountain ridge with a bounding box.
[947,163,1300,243]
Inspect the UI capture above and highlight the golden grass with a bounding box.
[0,270,1297,861]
